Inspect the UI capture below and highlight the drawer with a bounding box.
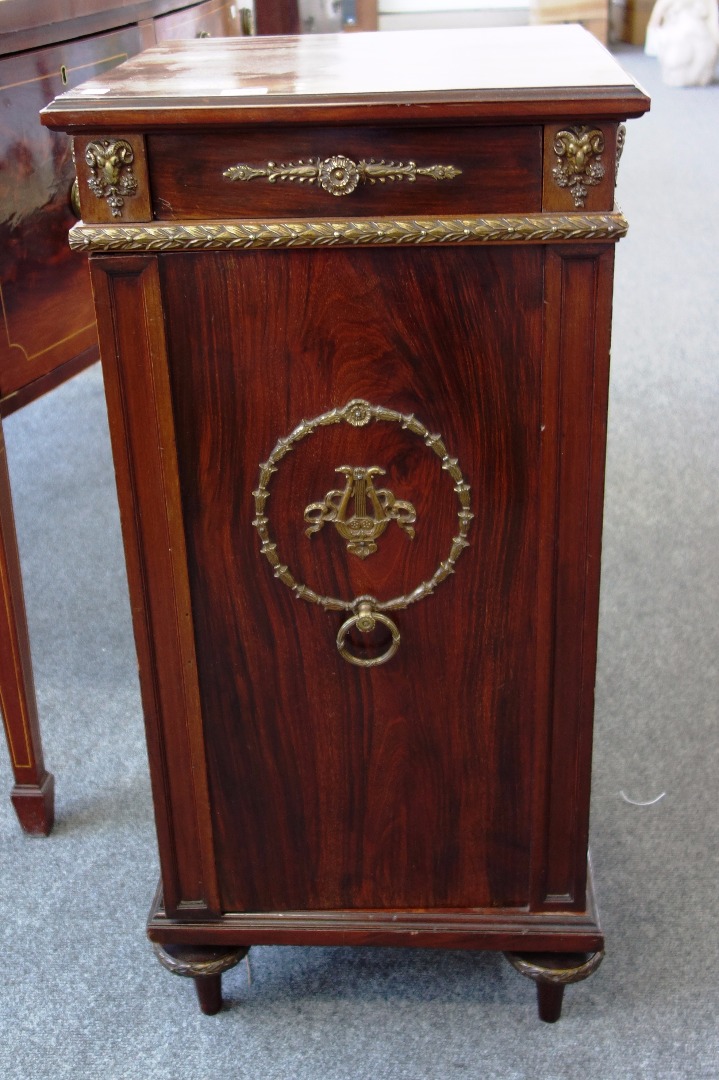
[154,0,244,40]
[0,25,142,403]
[146,124,542,220]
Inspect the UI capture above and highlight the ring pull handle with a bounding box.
[253,400,473,672]
[337,602,400,668]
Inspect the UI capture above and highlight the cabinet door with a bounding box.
[160,245,543,913]
[0,27,141,409]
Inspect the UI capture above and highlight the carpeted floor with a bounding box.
[0,47,717,1080]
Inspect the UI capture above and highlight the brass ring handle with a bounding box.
[337,602,401,668]
[253,399,473,668]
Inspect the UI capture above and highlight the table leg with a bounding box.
[0,422,54,835]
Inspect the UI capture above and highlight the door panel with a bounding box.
[161,244,543,912]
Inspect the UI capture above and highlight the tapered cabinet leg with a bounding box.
[152,942,249,1014]
[193,972,223,1015]
[536,980,565,1023]
[0,423,54,836]
[504,950,604,1022]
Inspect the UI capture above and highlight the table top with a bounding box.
[41,25,650,129]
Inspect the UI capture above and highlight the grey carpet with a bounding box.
[0,47,717,1079]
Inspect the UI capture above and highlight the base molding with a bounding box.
[146,872,603,954]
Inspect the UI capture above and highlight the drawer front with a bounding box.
[154,0,244,40]
[146,124,542,220]
[0,27,141,402]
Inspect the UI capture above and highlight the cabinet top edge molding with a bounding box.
[41,25,651,129]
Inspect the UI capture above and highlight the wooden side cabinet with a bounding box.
[42,27,649,1020]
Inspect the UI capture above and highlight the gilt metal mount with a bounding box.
[305,466,416,560]
[224,154,461,196]
[253,399,473,667]
[85,139,138,217]
[552,127,606,208]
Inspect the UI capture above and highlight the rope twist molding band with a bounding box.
[68,211,628,252]
[252,399,474,668]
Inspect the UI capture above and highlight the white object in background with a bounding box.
[300,0,343,32]
[645,0,719,85]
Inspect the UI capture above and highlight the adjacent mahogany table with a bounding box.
[42,26,649,1020]
[0,0,251,835]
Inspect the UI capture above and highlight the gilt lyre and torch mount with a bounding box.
[252,399,473,667]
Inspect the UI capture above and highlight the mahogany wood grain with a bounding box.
[533,246,615,909]
[147,882,605,952]
[40,27,650,133]
[91,255,219,914]
[161,244,541,913]
[153,0,242,41]
[0,423,54,834]
[146,124,541,220]
[44,24,650,1014]
[254,0,300,36]
[0,0,251,835]
[1,0,237,52]
[0,29,142,403]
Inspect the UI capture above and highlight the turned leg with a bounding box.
[504,950,604,1023]
[536,980,565,1023]
[0,423,54,835]
[152,942,249,1015]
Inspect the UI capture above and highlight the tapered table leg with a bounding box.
[0,422,54,835]
[152,942,249,1014]
[505,950,605,1022]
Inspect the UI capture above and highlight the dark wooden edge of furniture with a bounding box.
[41,86,651,132]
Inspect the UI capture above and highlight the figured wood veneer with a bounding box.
[42,26,649,1019]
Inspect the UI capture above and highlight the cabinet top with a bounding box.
[41,25,650,130]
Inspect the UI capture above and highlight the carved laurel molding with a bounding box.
[505,950,605,986]
[152,942,248,979]
[252,398,473,618]
[69,211,628,252]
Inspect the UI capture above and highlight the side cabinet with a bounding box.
[42,26,649,1022]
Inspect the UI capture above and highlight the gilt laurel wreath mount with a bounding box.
[252,399,473,667]
[225,154,461,196]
